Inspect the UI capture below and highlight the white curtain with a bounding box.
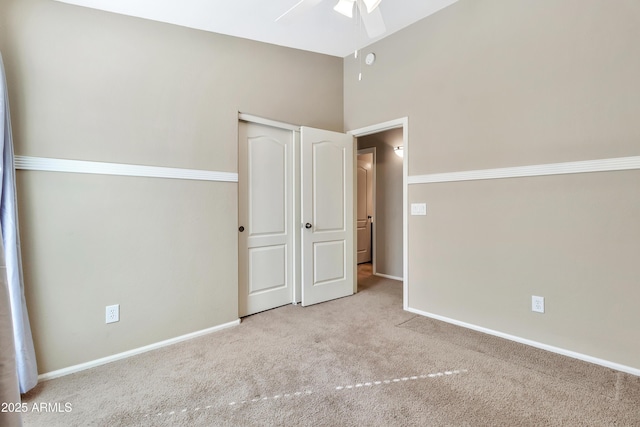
[0,52,38,393]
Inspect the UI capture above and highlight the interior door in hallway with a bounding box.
[238,121,294,316]
[301,126,354,306]
[357,152,373,264]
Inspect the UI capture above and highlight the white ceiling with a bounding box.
[53,0,458,57]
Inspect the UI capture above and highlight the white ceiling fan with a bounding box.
[276,0,386,39]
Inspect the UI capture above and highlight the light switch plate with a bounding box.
[411,203,427,216]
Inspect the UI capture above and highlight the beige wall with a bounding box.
[3,0,640,375]
[345,0,640,370]
[1,0,343,373]
[358,128,403,278]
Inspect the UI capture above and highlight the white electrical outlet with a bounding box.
[106,304,120,324]
[532,296,544,313]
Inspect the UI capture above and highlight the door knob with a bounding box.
[239,226,245,232]
[305,223,312,229]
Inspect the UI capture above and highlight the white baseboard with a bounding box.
[38,319,241,381]
[405,307,640,377]
[374,272,403,281]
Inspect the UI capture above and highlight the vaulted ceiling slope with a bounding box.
[53,0,459,57]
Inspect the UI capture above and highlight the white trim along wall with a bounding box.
[14,156,238,182]
[408,156,640,184]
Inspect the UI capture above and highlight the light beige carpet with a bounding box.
[21,266,640,426]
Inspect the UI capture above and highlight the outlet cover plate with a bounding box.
[532,296,544,313]
[106,304,120,323]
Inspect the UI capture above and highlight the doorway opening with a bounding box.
[350,118,407,308]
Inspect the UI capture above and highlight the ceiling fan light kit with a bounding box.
[334,0,381,17]
[279,0,386,39]
[333,0,355,18]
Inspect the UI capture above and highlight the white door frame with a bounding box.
[356,147,376,268]
[348,117,408,310]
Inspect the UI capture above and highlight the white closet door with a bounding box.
[238,121,294,316]
[301,126,354,306]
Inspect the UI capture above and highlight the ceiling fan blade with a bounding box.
[276,0,324,23]
[362,0,382,14]
[357,0,386,38]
